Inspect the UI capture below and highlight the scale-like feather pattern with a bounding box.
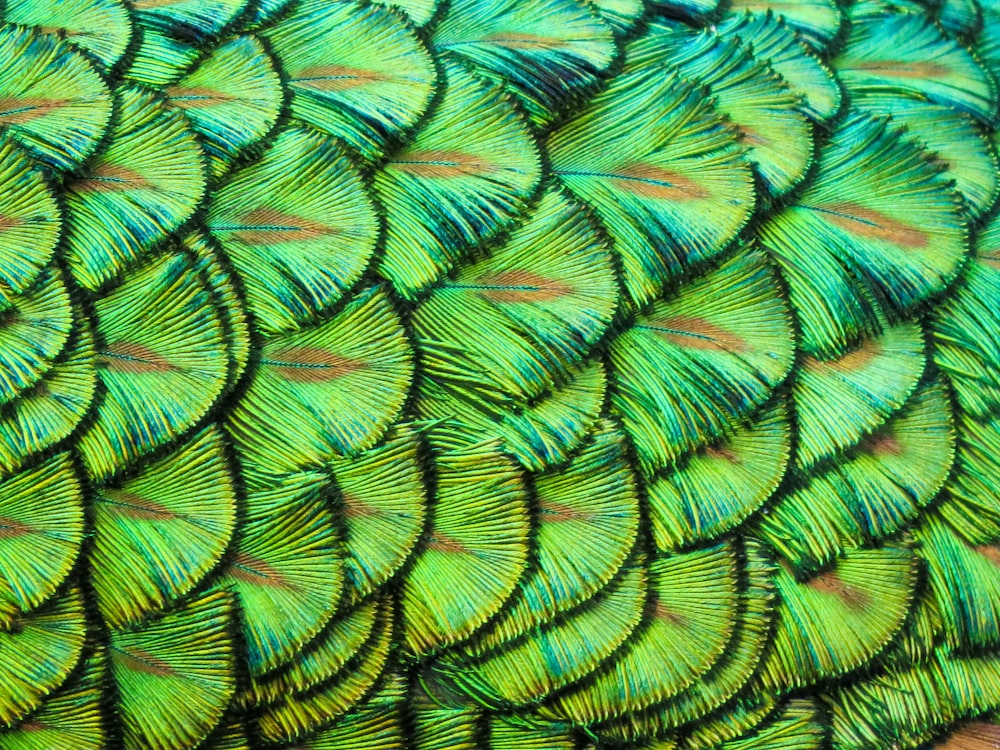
[0,0,995,747]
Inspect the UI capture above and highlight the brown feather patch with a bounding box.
[427,533,471,554]
[817,202,929,248]
[0,98,70,125]
[114,647,177,677]
[102,490,178,521]
[481,32,568,50]
[99,342,178,374]
[612,164,709,200]
[652,315,749,353]
[861,428,904,457]
[651,596,688,627]
[74,163,153,193]
[804,338,883,374]
[975,545,1000,569]
[806,570,871,610]
[852,60,954,79]
[471,270,572,303]
[0,517,33,539]
[291,65,392,92]
[265,346,365,383]
[704,445,742,464]
[342,493,381,519]
[934,722,1000,749]
[230,553,296,590]
[228,207,337,245]
[391,150,499,178]
[165,86,238,109]
[538,500,595,522]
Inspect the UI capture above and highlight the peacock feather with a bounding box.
[0,0,998,748]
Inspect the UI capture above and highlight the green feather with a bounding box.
[401,436,530,654]
[90,427,236,627]
[0,648,107,750]
[727,0,844,51]
[432,0,617,126]
[166,35,283,179]
[78,251,230,481]
[228,284,414,474]
[760,114,967,358]
[0,24,112,170]
[3,0,132,69]
[759,543,918,691]
[256,604,393,742]
[263,0,436,160]
[207,127,379,333]
[376,60,542,297]
[550,67,755,309]
[463,421,640,652]
[0,268,74,406]
[760,380,956,572]
[0,135,62,308]
[648,400,791,551]
[222,496,342,675]
[329,424,428,603]
[719,11,843,123]
[629,22,815,197]
[835,13,997,127]
[0,453,83,626]
[0,588,86,726]
[65,84,207,291]
[610,250,794,474]
[539,541,742,725]
[299,672,408,749]
[110,588,236,750]
[413,187,617,404]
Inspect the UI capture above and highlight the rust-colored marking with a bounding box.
[130,0,183,8]
[861,429,904,457]
[0,98,69,125]
[342,492,380,519]
[651,596,688,627]
[934,722,1000,749]
[469,270,573,303]
[74,163,152,193]
[0,216,23,232]
[102,489,177,520]
[391,150,498,178]
[976,545,1000,568]
[98,342,177,374]
[0,517,33,539]
[651,315,749,353]
[979,244,1000,270]
[165,85,238,108]
[115,647,176,677]
[291,65,392,92]
[229,552,295,590]
[806,570,871,609]
[427,532,470,554]
[804,338,883,374]
[704,445,742,464]
[481,32,565,49]
[224,207,337,245]
[612,163,710,201]
[264,346,364,383]
[852,60,953,79]
[815,202,928,248]
[739,125,770,147]
[539,500,594,522]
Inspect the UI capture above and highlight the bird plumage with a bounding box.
[0,0,997,748]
